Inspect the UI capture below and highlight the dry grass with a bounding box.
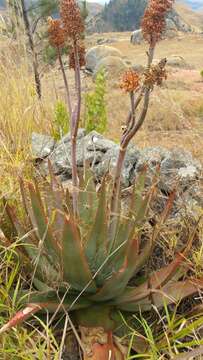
[85,33,203,162]
[0,41,54,197]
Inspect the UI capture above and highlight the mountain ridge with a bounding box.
[87,0,195,34]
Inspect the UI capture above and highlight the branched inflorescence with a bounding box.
[141,0,174,47]
[69,43,86,69]
[60,0,85,41]
[144,58,167,89]
[120,69,140,93]
[47,18,65,49]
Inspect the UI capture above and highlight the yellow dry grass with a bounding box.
[86,33,203,162]
[0,41,54,197]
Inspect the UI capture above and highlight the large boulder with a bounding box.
[32,131,202,212]
[130,29,143,45]
[94,144,141,188]
[93,55,127,80]
[166,55,191,69]
[44,130,115,179]
[168,9,192,33]
[85,46,123,73]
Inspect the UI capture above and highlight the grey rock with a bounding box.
[97,38,117,45]
[130,29,143,45]
[131,64,145,73]
[93,56,127,80]
[48,130,115,178]
[32,132,55,159]
[168,10,192,33]
[58,128,86,146]
[94,144,141,187]
[136,147,170,170]
[134,147,201,194]
[166,55,191,69]
[85,46,123,73]
[85,131,115,152]
[35,130,202,218]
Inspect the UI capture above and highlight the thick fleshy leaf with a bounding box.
[62,216,97,293]
[28,183,60,261]
[131,166,157,225]
[4,197,59,283]
[117,278,203,312]
[0,304,41,335]
[85,178,108,270]
[0,291,92,335]
[114,219,199,307]
[45,162,66,234]
[106,222,138,274]
[108,169,147,254]
[90,236,153,302]
[78,167,98,227]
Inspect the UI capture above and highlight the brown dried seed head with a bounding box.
[69,43,86,69]
[48,18,65,49]
[60,0,85,40]
[120,69,140,93]
[144,59,167,89]
[141,0,174,46]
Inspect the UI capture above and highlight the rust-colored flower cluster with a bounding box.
[60,0,85,40]
[120,69,140,93]
[144,58,167,89]
[48,17,65,49]
[141,0,174,46]
[69,43,86,69]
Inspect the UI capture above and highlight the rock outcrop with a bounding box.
[85,46,123,73]
[32,130,202,216]
[87,0,192,35]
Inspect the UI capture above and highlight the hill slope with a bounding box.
[178,0,203,11]
[175,1,203,30]
[87,0,193,33]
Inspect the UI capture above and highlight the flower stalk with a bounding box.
[110,0,173,240]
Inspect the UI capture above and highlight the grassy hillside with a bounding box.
[175,1,203,30]
[178,0,203,10]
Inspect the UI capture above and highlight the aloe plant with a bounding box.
[1,166,203,359]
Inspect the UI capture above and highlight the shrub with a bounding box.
[85,69,107,134]
[200,69,203,80]
[52,100,69,140]
[43,44,69,65]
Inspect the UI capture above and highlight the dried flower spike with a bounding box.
[60,0,85,41]
[144,58,167,89]
[120,69,140,93]
[48,17,65,49]
[141,0,174,47]
[69,43,86,69]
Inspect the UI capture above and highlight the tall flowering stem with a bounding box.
[110,0,174,241]
[48,18,72,115]
[60,0,85,217]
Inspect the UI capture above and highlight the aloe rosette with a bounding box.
[1,167,203,359]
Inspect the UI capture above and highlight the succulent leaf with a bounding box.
[90,236,153,302]
[113,225,199,309]
[119,278,203,312]
[85,178,108,272]
[61,216,97,293]
[28,182,60,260]
[78,169,98,227]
